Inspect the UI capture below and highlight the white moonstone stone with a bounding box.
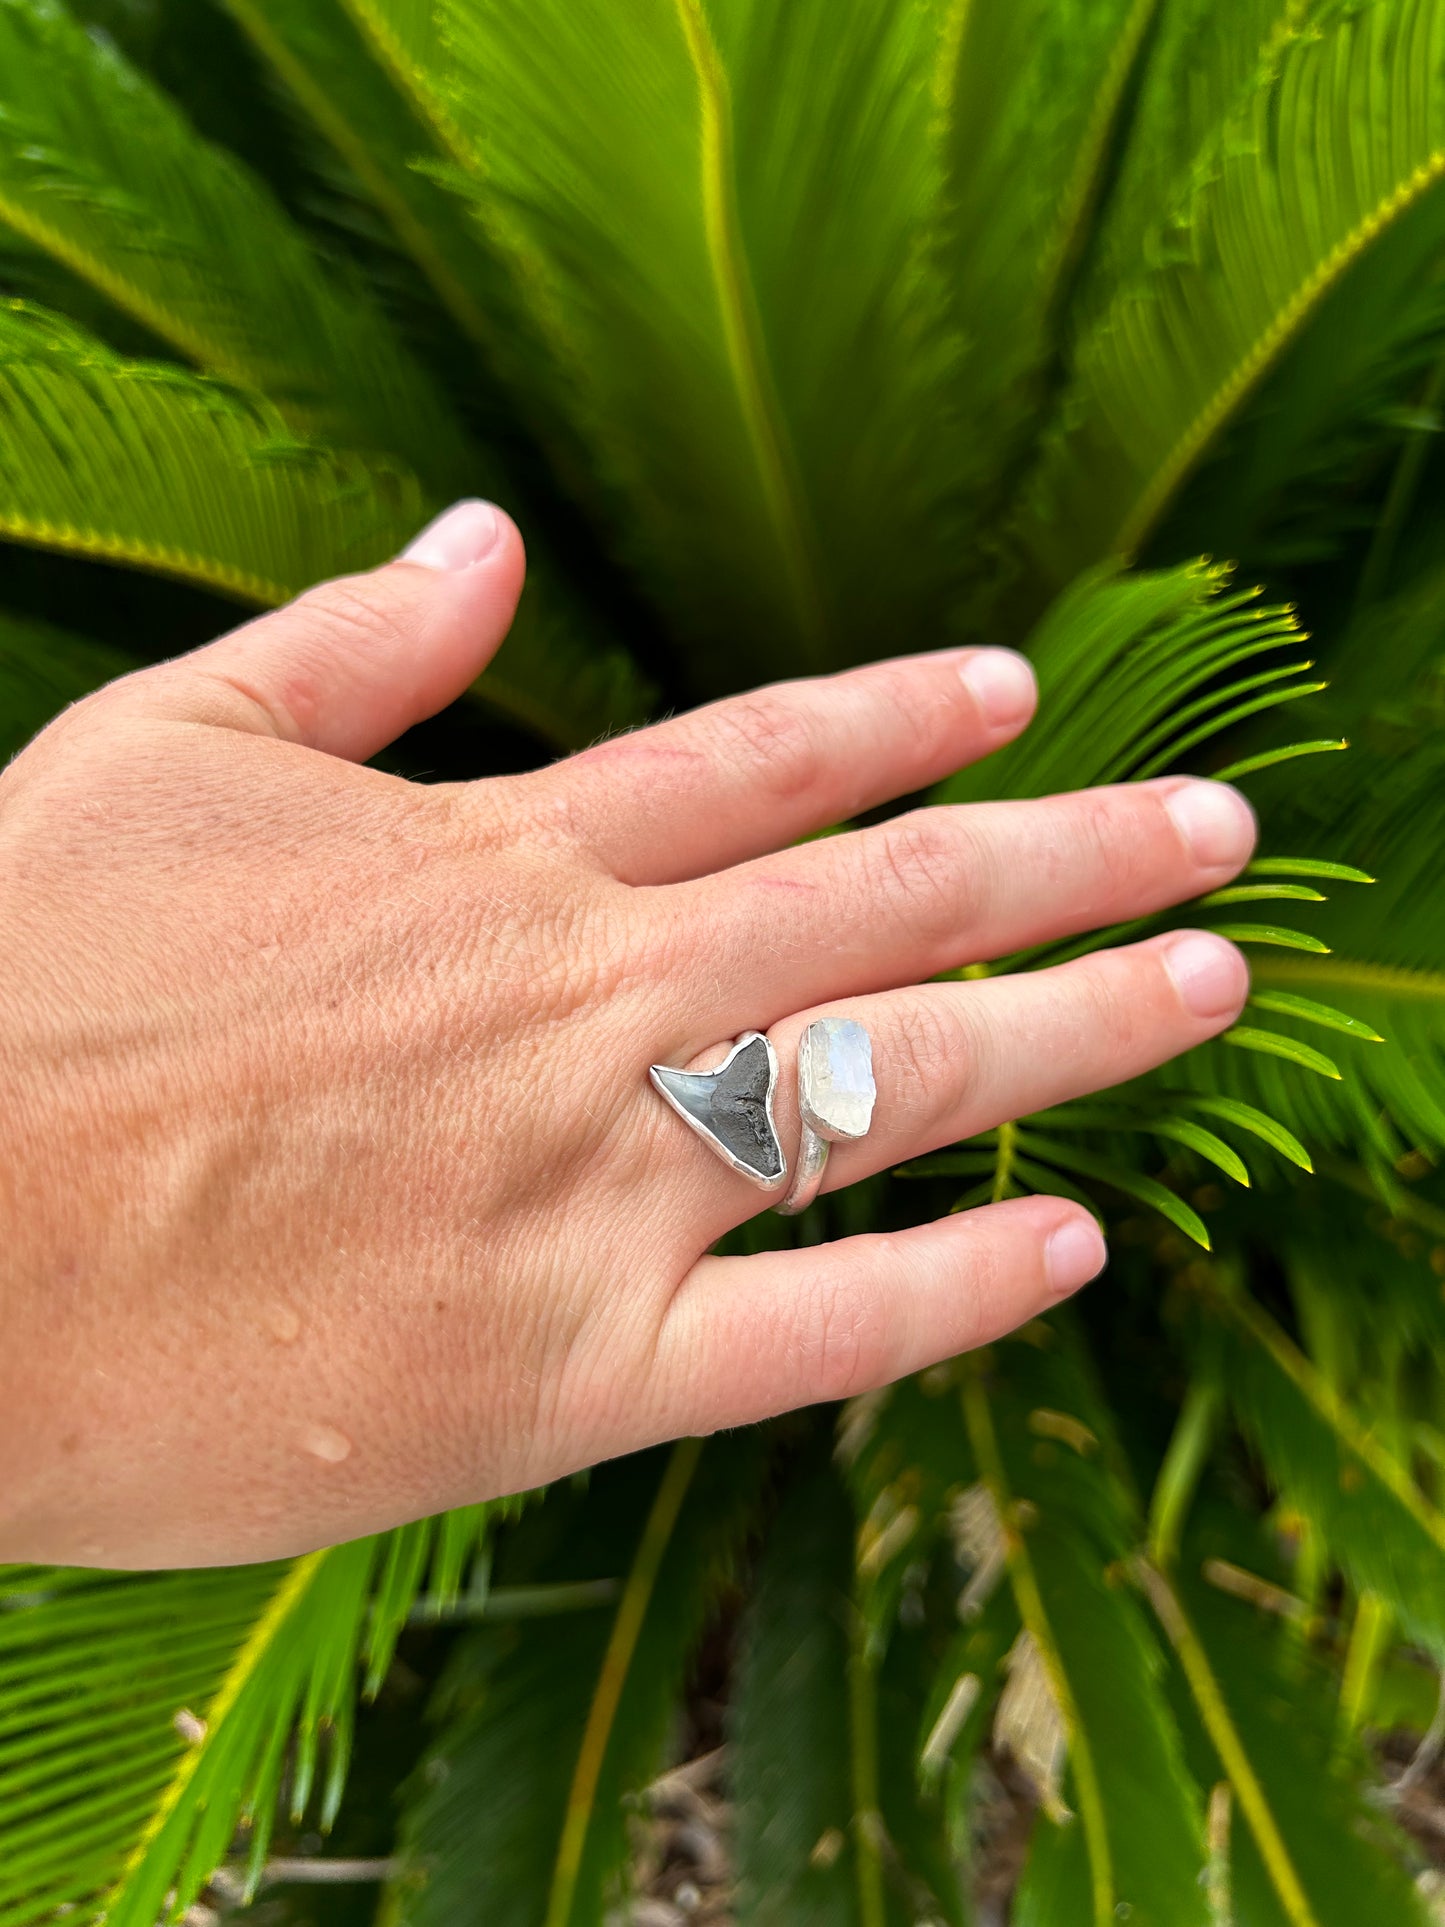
[800,1018,876,1140]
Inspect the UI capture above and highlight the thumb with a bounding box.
[133,499,525,762]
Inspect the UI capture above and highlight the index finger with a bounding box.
[533,647,1037,884]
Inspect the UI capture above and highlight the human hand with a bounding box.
[0,502,1254,1567]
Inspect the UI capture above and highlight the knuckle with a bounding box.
[708,690,824,804]
[633,885,701,989]
[268,574,416,739]
[198,566,416,739]
[1074,956,1139,1059]
[796,1257,898,1402]
[949,1244,996,1355]
[867,811,962,936]
[296,572,412,656]
[186,664,294,739]
[566,886,641,1008]
[3,677,147,798]
[27,672,146,750]
[891,992,970,1108]
[433,775,519,859]
[500,764,595,856]
[1075,789,1151,902]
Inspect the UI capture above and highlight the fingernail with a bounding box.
[1165,931,1249,1020]
[402,499,502,570]
[1163,779,1256,869]
[1047,1217,1107,1295]
[959,648,1037,728]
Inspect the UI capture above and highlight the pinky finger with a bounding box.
[649,1196,1107,1439]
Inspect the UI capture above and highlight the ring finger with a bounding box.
[661,929,1249,1230]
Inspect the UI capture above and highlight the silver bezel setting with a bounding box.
[777,1018,877,1216]
[649,1031,787,1189]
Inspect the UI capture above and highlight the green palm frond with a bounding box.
[0,291,654,886]
[940,558,1307,807]
[0,0,655,743]
[936,0,1158,508]
[841,1366,981,1643]
[1018,0,1445,588]
[355,0,963,682]
[730,1455,871,1927]
[210,0,661,748]
[731,1443,967,1927]
[1014,1129,1214,1248]
[105,1542,381,1927]
[341,0,455,126]
[912,1593,1020,1876]
[1142,1551,1429,1927]
[1209,1273,1445,1659]
[469,590,657,753]
[1087,0,1300,254]
[964,1334,1211,1925]
[0,524,653,763]
[0,1506,510,1926]
[0,301,424,603]
[384,1437,767,1927]
[933,561,1415,1232]
[0,0,472,488]
[735,1425,986,1919]
[836,1315,1441,1925]
[0,1564,277,1926]
[331,0,678,507]
[220,0,508,364]
[835,1373,1025,1887]
[1162,181,1445,575]
[1168,573,1445,1167]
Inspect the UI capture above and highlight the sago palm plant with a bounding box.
[5,0,1445,1920]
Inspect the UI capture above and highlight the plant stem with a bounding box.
[406,1580,620,1625]
[991,1118,1017,1202]
[215,1857,396,1896]
[544,1438,704,1927]
[847,1601,887,1927]
[1356,343,1445,612]
[1321,1157,1445,1240]
[1337,1590,1391,1744]
[1204,1781,1233,1927]
[1137,1559,1319,1927]
[1395,1669,1445,1793]
[961,1362,1115,1927]
[1148,1377,1221,1569]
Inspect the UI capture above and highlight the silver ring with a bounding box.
[776,1018,876,1216]
[649,1032,786,1188]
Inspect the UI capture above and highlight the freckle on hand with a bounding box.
[262,1303,301,1344]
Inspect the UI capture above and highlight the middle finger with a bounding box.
[684,776,1255,1018]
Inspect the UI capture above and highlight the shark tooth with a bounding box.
[649,1031,785,1186]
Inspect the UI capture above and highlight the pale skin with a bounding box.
[0,500,1257,1569]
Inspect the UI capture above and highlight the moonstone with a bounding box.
[800,1018,876,1141]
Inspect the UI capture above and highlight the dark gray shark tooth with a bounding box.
[649,1031,786,1186]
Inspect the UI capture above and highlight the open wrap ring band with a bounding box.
[648,1018,876,1213]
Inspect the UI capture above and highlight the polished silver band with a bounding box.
[776,1116,831,1216]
